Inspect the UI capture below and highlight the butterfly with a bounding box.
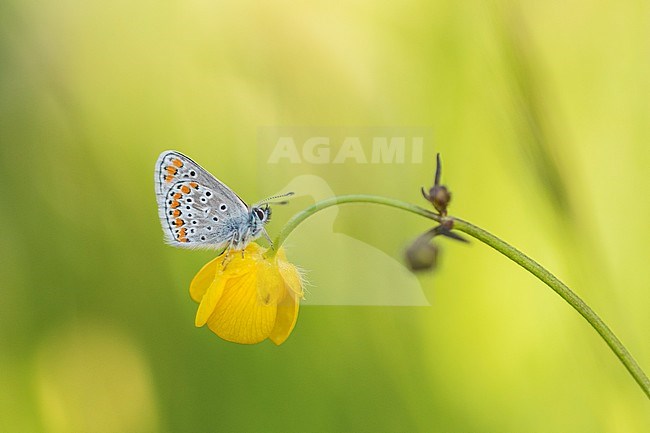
[154,150,292,252]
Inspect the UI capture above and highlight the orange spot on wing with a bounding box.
[171,200,180,208]
[171,158,183,167]
[180,185,191,194]
[189,182,198,189]
[172,209,181,217]
[165,175,174,183]
[165,166,178,175]
[175,218,185,227]
[173,193,182,199]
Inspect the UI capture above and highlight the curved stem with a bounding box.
[452,217,650,399]
[271,194,650,399]
[269,194,442,254]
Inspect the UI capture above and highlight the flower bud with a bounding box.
[405,240,439,272]
[421,154,452,215]
[405,229,440,272]
[430,185,451,215]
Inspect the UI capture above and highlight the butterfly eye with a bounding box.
[253,208,266,221]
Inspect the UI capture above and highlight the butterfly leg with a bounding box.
[262,228,274,250]
[221,232,238,270]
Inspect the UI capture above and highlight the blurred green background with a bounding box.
[1,1,649,432]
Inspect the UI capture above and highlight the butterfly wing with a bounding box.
[155,150,250,249]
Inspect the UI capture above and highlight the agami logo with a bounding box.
[267,135,424,164]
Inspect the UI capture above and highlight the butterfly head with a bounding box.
[251,204,271,225]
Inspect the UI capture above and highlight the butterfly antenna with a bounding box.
[256,191,295,206]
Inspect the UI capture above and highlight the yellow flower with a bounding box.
[190,243,304,345]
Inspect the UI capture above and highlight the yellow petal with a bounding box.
[277,258,304,298]
[189,256,221,303]
[256,260,285,306]
[195,276,226,327]
[207,272,277,344]
[269,292,300,345]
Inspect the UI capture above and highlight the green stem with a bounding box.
[269,194,442,255]
[271,194,650,399]
[452,217,650,399]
